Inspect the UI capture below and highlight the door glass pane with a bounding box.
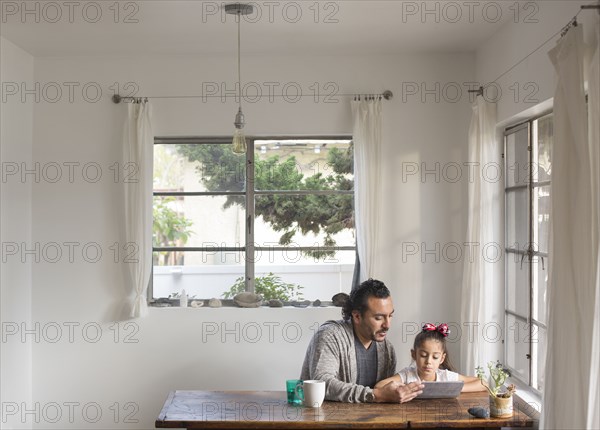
[505,313,529,383]
[533,185,551,254]
[532,259,548,325]
[533,325,547,391]
[505,126,529,188]
[506,252,529,316]
[534,114,553,183]
[506,189,529,249]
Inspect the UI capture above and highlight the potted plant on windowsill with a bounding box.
[476,361,516,418]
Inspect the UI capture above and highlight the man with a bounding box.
[300,279,424,403]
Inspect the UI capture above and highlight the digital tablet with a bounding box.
[415,381,464,399]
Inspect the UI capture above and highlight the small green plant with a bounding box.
[476,361,516,398]
[222,272,304,301]
[168,292,196,300]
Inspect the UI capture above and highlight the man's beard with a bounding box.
[372,328,388,341]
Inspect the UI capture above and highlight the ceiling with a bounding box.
[0,1,524,57]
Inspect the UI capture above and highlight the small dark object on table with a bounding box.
[468,406,490,418]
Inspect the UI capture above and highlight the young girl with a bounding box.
[375,323,485,392]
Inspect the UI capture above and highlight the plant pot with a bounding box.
[489,395,513,418]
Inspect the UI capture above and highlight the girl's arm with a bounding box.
[458,374,487,392]
[374,374,402,388]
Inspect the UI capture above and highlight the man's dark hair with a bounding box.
[342,278,390,320]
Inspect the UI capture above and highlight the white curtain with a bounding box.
[123,101,153,318]
[459,98,502,375]
[543,23,599,429]
[586,17,600,430]
[352,98,382,282]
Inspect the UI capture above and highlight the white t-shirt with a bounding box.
[397,364,459,383]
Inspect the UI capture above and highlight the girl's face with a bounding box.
[411,339,446,381]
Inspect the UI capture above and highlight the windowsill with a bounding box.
[509,377,542,421]
[148,299,341,309]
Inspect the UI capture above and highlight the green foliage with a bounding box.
[222,272,304,301]
[175,143,354,259]
[327,146,353,175]
[476,361,514,397]
[153,197,194,265]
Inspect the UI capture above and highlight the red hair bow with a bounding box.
[422,323,450,337]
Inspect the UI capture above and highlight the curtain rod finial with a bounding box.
[112,94,122,104]
[383,90,393,100]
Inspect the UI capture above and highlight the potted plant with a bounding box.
[222,272,304,302]
[476,361,516,418]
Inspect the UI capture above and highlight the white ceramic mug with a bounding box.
[301,380,326,408]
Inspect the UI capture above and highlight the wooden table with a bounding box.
[156,390,537,429]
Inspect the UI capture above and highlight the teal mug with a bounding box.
[286,379,303,405]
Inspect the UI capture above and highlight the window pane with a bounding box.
[254,140,353,191]
[153,195,245,252]
[533,185,550,254]
[533,324,547,391]
[505,126,529,188]
[505,314,529,383]
[255,194,355,248]
[506,189,529,248]
[255,250,355,301]
[154,143,246,193]
[534,114,553,182]
[506,252,529,316]
[152,251,245,299]
[152,251,354,301]
[532,259,548,325]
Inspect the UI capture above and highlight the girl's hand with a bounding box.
[459,375,488,392]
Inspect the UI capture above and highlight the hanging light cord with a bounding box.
[237,11,242,110]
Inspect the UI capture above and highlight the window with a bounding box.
[503,112,552,392]
[151,137,355,303]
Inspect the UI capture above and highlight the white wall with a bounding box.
[0,36,34,429]
[21,51,473,428]
[3,3,596,427]
[476,0,598,125]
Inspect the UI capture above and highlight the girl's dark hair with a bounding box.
[342,279,390,320]
[413,329,455,372]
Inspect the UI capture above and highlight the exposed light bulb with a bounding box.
[232,129,246,154]
[232,106,246,154]
[226,4,253,156]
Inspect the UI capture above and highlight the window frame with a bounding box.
[503,110,552,393]
[149,135,355,302]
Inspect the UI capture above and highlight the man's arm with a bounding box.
[308,330,372,403]
[373,380,424,403]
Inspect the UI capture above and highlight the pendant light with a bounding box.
[225,3,253,154]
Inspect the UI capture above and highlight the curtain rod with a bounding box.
[111,90,393,104]
[581,3,600,14]
[470,2,599,96]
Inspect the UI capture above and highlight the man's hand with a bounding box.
[373,381,424,403]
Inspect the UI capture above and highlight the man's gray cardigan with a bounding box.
[300,319,397,402]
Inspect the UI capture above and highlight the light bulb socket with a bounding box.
[224,3,254,16]
[234,107,245,129]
